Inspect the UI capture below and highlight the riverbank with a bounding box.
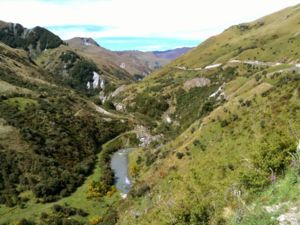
[0,132,139,224]
[0,144,120,224]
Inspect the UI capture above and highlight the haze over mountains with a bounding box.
[152,47,193,60]
[67,37,191,79]
[0,2,299,225]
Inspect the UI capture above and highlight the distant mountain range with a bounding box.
[67,37,192,78]
[0,20,193,82]
[152,47,193,60]
[1,3,300,224]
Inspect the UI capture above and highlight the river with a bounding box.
[110,148,134,198]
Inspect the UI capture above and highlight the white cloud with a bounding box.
[0,0,299,41]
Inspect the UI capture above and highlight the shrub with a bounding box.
[100,210,118,225]
[260,120,266,128]
[59,51,79,64]
[131,184,150,197]
[87,181,110,199]
[77,209,89,217]
[240,135,295,192]
[130,92,169,119]
[145,151,157,166]
[201,100,214,115]
[220,119,229,127]
[176,152,185,159]
[11,219,36,225]
[174,203,214,225]
[136,155,143,165]
[193,139,207,151]
[103,101,116,110]
[40,212,48,219]
[174,85,220,132]
[89,216,102,225]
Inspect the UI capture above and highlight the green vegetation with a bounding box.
[3,97,38,111]
[0,90,128,206]
[0,23,63,52]
[59,50,80,68]
[175,86,217,130]
[38,48,102,95]
[1,4,300,225]
[0,37,133,224]
[0,140,122,224]
[117,69,300,224]
[68,59,98,93]
[111,4,300,224]
[129,92,169,119]
[230,160,300,225]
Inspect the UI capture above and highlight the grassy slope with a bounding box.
[229,168,300,225]
[173,4,300,68]
[114,4,300,225]
[36,45,133,86]
[0,4,300,225]
[118,67,300,225]
[113,4,300,139]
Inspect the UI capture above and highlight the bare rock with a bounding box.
[183,77,211,91]
[111,85,126,98]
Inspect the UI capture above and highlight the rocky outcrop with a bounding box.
[114,102,126,112]
[183,77,211,91]
[265,203,300,225]
[79,37,99,47]
[111,85,126,98]
[278,208,300,225]
[135,125,162,147]
[162,99,176,124]
[204,63,222,69]
[87,71,105,90]
[209,83,227,100]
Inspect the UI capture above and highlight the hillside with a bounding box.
[0,21,191,84]
[110,4,300,225]
[0,3,300,225]
[113,3,300,132]
[114,50,169,78]
[0,20,134,90]
[0,20,63,58]
[36,44,133,88]
[0,37,137,222]
[168,4,300,69]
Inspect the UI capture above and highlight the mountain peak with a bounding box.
[66,37,100,47]
[0,20,63,56]
[79,37,99,47]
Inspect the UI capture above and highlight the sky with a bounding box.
[0,0,299,51]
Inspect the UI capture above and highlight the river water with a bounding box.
[110,148,133,197]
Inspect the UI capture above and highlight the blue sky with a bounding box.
[0,0,299,51]
[93,37,200,51]
[45,25,200,51]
